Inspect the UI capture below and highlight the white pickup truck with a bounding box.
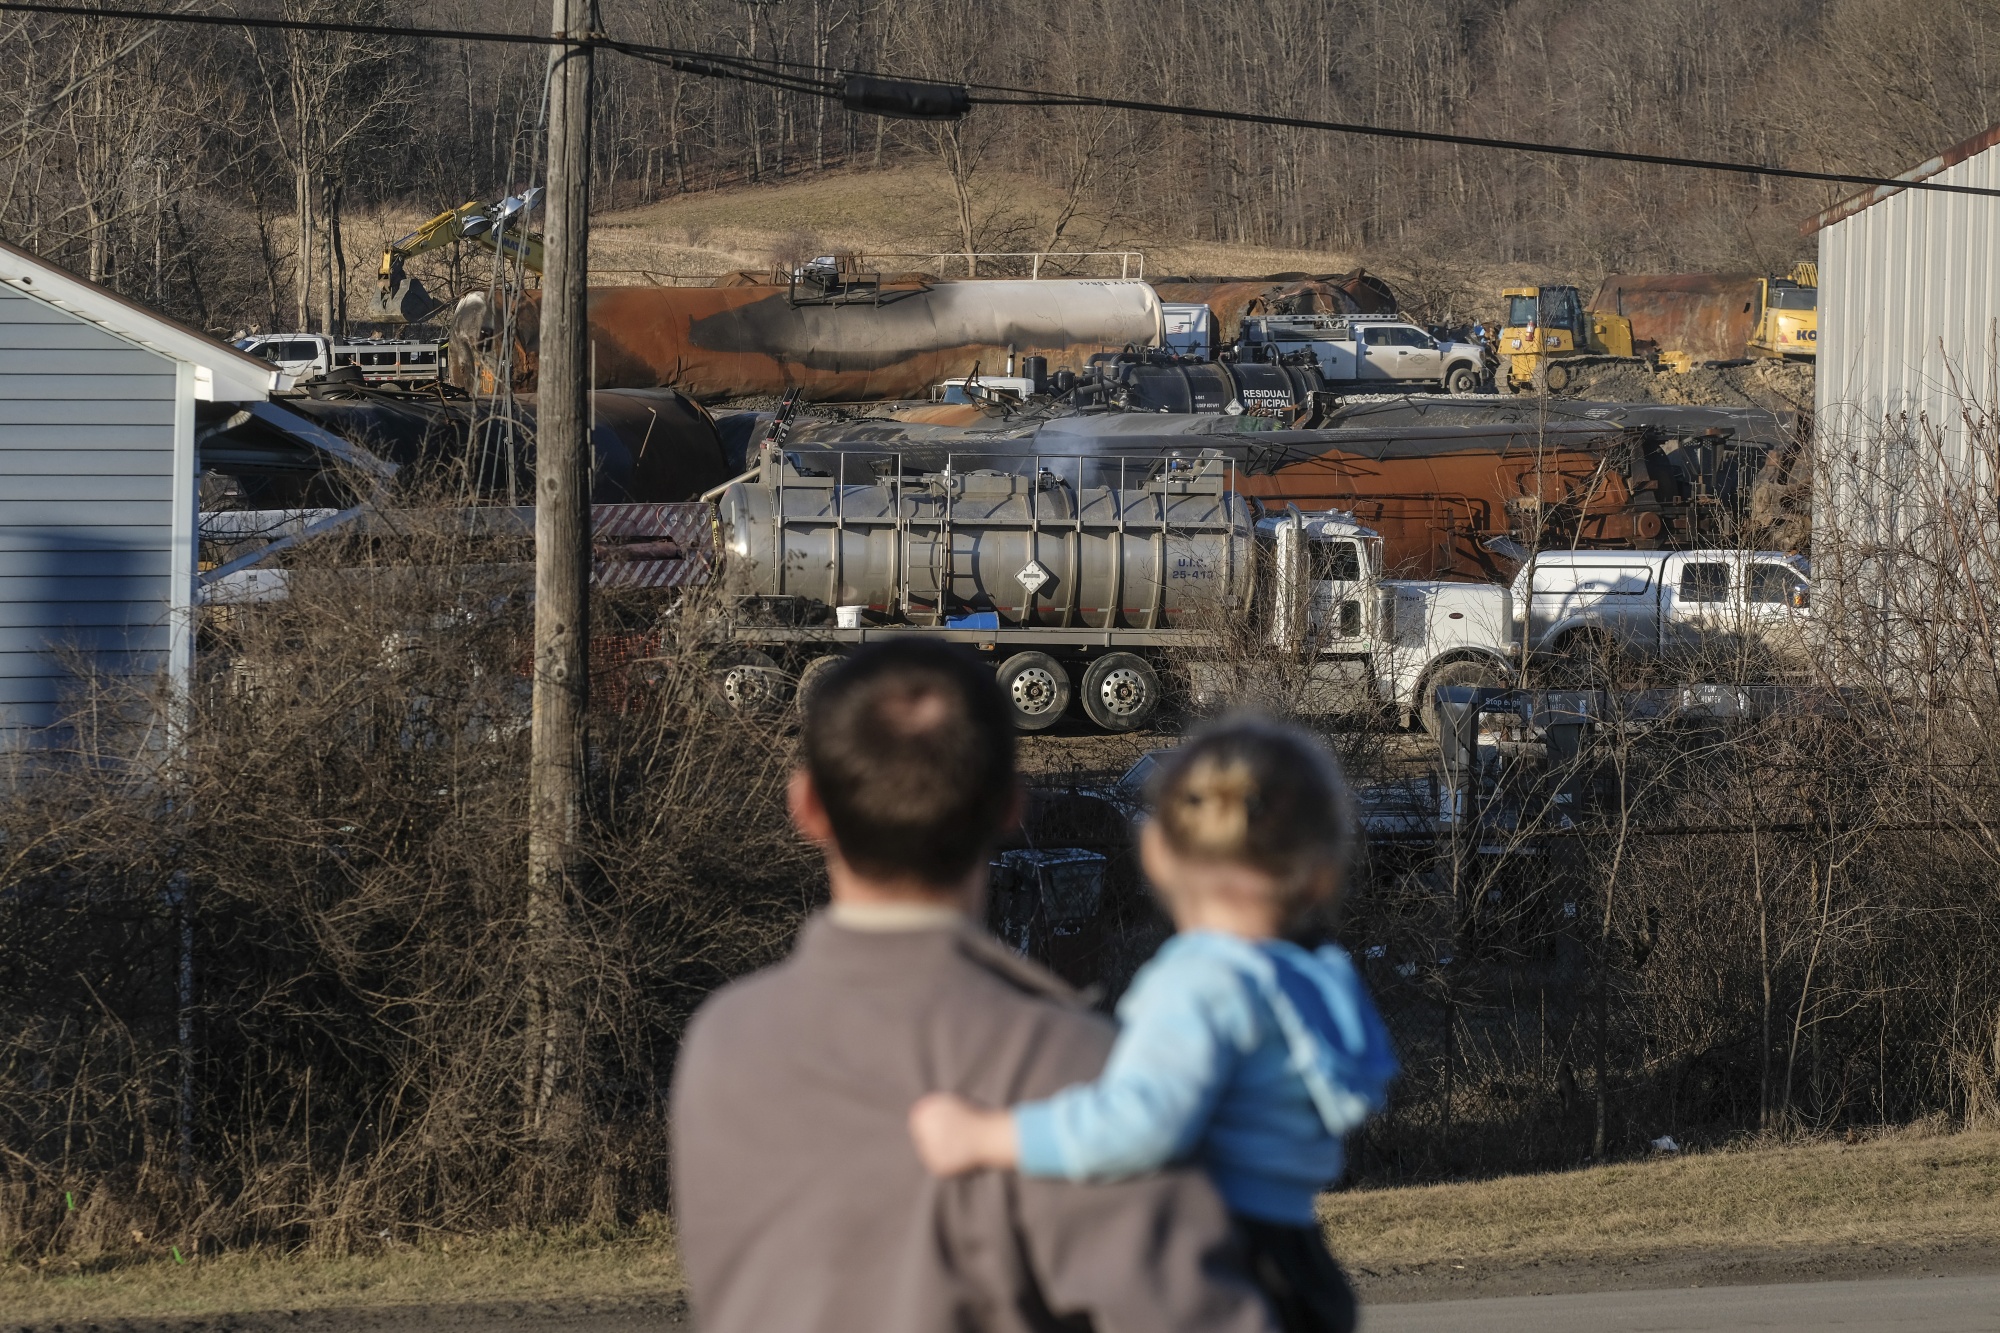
[1333,547,1814,731]
[234,333,446,387]
[1237,313,1488,394]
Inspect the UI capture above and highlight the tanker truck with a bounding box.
[706,445,1518,732]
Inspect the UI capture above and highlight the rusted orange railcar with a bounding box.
[453,279,1163,403]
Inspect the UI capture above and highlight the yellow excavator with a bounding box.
[1496,285,1645,392]
[1747,261,1817,360]
[370,187,544,323]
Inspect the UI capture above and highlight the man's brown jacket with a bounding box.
[672,913,1280,1333]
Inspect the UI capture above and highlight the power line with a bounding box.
[8,0,2000,202]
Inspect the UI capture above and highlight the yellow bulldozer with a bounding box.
[1496,285,1646,392]
[1501,262,1818,391]
[368,187,544,324]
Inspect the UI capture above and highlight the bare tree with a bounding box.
[247,0,413,332]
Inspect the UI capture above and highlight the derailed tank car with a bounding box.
[202,382,733,508]
[453,278,1165,403]
[1064,354,1326,422]
[1151,271,1398,345]
[1588,274,1763,365]
[772,411,1780,582]
[1232,423,1767,579]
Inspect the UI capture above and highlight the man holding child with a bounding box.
[672,641,1393,1333]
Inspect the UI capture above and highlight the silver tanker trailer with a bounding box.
[709,445,1518,733]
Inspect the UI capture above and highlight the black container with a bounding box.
[1065,359,1326,422]
[1022,354,1049,395]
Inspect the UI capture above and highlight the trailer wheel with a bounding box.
[792,653,843,717]
[1444,364,1481,395]
[1419,657,1508,737]
[1080,653,1162,732]
[714,648,790,713]
[996,652,1072,732]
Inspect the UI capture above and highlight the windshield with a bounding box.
[1117,750,1168,795]
[1768,285,1817,310]
[1749,563,1809,606]
[1310,539,1361,581]
[1507,295,1538,327]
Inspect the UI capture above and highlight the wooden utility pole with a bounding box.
[525,0,594,1135]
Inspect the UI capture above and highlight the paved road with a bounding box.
[1365,1274,2000,1332]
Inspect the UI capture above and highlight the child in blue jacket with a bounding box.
[910,716,1397,1333]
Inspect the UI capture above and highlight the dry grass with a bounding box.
[1322,1129,2000,1271]
[593,166,982,275]
[319,167,1554,324]
[9,1132,1998,1322]
[590,167,1371,283]
[0,1221,683,1323]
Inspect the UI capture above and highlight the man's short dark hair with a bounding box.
[803,641,1016,886]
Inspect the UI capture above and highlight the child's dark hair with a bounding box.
[1144,714,1356,925]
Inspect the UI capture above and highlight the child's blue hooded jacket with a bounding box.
[1012,931,1398,1225]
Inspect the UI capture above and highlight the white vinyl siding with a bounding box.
[1816,144,2000,549]
[0,285,180,743]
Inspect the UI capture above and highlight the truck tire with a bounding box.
[714,647,790,713]
[1444,363,1481,395]
[1079,653,1162,732]
[996,652,1072,732]
[792,653,843,717]
[1544,630,1620,688]
[1419,657,1508,737]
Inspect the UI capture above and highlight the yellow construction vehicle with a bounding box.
[370,187,544,323]
[1497,285,1646,392]
[1747,261,1817,360]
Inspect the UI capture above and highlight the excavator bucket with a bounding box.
[366,277,442,325]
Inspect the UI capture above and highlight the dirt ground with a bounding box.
[1016,725,1164,780]
[1548,358,1814,415]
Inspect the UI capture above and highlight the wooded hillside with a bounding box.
[5,0,1998,333]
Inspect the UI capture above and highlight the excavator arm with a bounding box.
[371,187,545,323]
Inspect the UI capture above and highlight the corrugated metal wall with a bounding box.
[0,285,180,743]
[1816,146,2000,548]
